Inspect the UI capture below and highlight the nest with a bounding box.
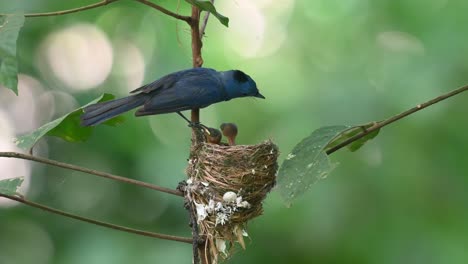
[185,139,279,263]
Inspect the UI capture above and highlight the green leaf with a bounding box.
[0,14,25,95]
[277,122,383,206]
[14,94,124,150]
[0,177,24,196]
[325,122,380,152]
[277,126,350,206]
[186,0,229,27]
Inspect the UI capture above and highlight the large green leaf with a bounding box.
[0,177,24,196]
[186,0,229,27]
[277,126,349,206]
[14,94,124,150]
[277,123,382,206]
[0,14,25,95]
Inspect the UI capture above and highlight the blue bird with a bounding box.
[80,67,265,126]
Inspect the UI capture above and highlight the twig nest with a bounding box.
[185,140,279,263]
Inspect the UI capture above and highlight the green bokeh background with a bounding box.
[1,0,468,263]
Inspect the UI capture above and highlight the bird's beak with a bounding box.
[255,92,266,99]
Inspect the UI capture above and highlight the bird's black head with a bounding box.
[233,70,250,83]
[224,70,265,99]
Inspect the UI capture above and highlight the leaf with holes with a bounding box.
[0,14,25,95]
[14,94,124,150]
[186,0,229,27]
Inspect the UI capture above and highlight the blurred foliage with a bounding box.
[0,14,24,94]
[1,0,468,264]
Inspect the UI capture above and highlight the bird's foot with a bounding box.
[176,112,208,130]
[188,121,208,131]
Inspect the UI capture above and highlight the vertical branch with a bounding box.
[188,5,209,264]
[190,5,203,124]
[190,6,204,68]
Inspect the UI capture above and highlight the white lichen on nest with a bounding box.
[191,187,251,226]
[185,139,279,263]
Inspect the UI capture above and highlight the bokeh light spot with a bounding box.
[42,24,113,91]
[112,41,145,93]
[377,31,425,55]
[0,111,31,207]
[219,0,294,58]
[0,75,45,134]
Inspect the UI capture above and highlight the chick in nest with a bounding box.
[203,127,222,144]
[220,123,238,146]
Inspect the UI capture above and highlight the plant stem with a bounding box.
[188,5,209,263]
[135,0,191,22]
[0,152,183,197]
[0,193,192,243]
[0,0,119,17]
[326,84,468,155]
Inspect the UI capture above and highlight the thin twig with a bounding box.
[135,0,191,22]
[199,0,215,38]
[0,152,183,197]
[0,0,119,17]
[326,84,468,155]
[187,5,206,263]
[0,193,192,243]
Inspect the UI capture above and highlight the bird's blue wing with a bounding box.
[135,70,225,116]
[130,68,217,94]
[130,73,178,94]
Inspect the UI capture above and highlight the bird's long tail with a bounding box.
[80,94,147,126]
